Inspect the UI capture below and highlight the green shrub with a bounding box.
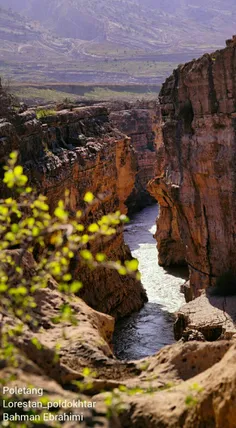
[36,108,56,119]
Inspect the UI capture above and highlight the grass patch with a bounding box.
[12,83,160,104]
[36,108,57,119]
[0,56,178,88]
[82,87,158,101]
[12,87,78,105]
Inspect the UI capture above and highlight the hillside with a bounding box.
[0,7,77,61]
[2,0,236,54]
[0,0,236,88]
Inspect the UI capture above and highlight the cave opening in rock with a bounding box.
[180,99,194,134]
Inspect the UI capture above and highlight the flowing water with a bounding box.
[113,204,188,360]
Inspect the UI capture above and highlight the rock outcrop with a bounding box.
[116,341,236,428]
[149,35,236,297]
[2,252,236,428]
[109,100,162,213]
[174,291,236,341]
[149,175,186,267]
[0,104,147,317]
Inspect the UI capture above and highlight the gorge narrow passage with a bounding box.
[113,204,188,360]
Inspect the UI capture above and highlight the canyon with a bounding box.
[2,35,236,427]
[0,96,163,318]
[108,100,161,213]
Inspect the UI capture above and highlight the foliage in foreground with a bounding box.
[0,151,140,345]
[0,152,140,424]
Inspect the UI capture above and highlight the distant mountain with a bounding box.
[0,0,236,86]
[1,0,236,53]
[0,6,77,62]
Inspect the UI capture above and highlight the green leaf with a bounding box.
[118,267,127,275]
[80,250,93,261]
[125,259,139,271]
[10,151,18,160]
[54,207,68,221]
[84,192,94,203]
[34,200,49,211]
[13,165,23,176]
[81,234,89,244]
[9,286,27,296]
[83,367,91,377]
[32,227,40,237]
[11,224,19,233]
[0,206,8,216]
[27,217,35,227]
[70,281,82,293]
[185,395,198,407]
[5,232,15,242]
[88,223,99,233]
[0,284,8,292]
[62,273,72,282]
[96,253,106,262]
[76,224,85,232]
[31,337,42,350]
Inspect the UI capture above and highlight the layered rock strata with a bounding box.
[109,100,162,213]
[0,104,147,317]
[149,35,236,297]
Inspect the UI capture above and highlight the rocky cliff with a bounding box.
[109,100,162,213]
[0,103,147,317]
[149,35,236,298]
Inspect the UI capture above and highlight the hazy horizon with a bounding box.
[0,0,235,93]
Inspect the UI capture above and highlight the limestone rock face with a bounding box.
[0,105,147,317]
[109,100,162,213]
[150,36,236,296]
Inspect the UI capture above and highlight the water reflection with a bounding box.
[113,204,188,360]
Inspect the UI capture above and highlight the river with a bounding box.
[113,204,188,360]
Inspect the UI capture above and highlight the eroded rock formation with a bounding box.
[0,104,147,317]
[2,251,236,427]
[109,100,162,213]
[174,291,236,341]
[149,35,236,297]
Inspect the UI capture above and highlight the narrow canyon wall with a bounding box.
[0,104,147,317]
[149,35,236,298]
[109,100,162,213]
